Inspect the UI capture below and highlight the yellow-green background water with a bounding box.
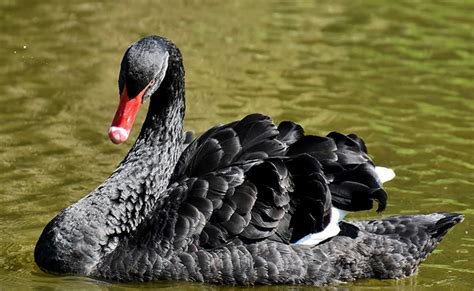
[1,0,473,289]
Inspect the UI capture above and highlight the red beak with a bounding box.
[108,82,151,144]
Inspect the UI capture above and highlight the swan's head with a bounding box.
[108,36,170,144]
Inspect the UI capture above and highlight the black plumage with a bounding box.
[34,35,463,285]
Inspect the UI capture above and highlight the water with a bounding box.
[1,0,472,289]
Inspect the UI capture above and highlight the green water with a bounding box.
[1,0,473,289]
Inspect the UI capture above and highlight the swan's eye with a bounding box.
[125,76,144,99]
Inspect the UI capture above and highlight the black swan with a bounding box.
[35,35,463,285]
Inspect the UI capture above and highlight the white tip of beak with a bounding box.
[108,126,129,144]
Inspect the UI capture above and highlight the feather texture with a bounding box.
[34,35,463,286]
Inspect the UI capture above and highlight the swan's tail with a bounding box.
[428,212,464,243]
[346,212,464,279]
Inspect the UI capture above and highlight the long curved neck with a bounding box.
[122,57,186,194]
[110,41,186,200]
[71,57,185,274]
[104,56,186,224]
[34,43,188,276]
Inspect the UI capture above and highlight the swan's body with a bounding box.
[35,36,462,285]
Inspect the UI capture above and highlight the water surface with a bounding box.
[0,0,472,289]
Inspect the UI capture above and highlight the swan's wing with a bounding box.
[314,132,388,213]
[171,114,288,180]
[165,113,387,248]
[168,114,329,245]
[162,154,332,250]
